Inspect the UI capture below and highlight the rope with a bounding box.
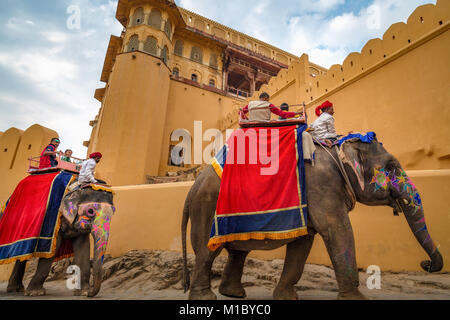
[312,137,357,210]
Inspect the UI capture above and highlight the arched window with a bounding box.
[209,79,216,87]
[161,46,169,64]
[148,8,162,29]
[209,53,218,69]
[174,40,183,56]
[191,74,198,82]
[190,47,203,63]
[164,20,172,38]
[172,67,179,77]
[131,7,144,26]
[143,36,157,55]
[127,34,139,52]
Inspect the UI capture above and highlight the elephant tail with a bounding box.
[181,190,191,293]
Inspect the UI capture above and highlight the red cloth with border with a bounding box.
[0,172,59,246]
[218,126,299,215]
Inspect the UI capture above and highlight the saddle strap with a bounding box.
[312,137,356,210]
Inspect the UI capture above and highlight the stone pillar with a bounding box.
[249,69,257,97]
[144,12,150,25]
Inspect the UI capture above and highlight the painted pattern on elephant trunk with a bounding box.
[76,202,115,262]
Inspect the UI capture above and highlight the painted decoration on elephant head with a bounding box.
[370,167,423,214]
[60,200,78,225]
[76,202,115,262]
[370,167,390,190]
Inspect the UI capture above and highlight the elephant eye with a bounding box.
[87,208,95,216]
[385,159,398,171]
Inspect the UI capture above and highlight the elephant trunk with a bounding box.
[398,190,443,273]
[88,236,104,297]
[87,215,111,297]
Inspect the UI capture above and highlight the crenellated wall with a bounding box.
[0,125,59,206]
[298,2,449,102]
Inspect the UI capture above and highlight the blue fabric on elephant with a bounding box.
[337,132,377,146]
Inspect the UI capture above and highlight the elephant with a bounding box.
[181,137,444,300]
[5,185,115,297]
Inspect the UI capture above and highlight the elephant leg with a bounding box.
[189,215,223,303]
[71,234,91,296]
[273,234,315,300]
[7,260,27,293]
[320,214,366,300]
[219,249,249,298]
[189,246,223,300]
[25,235,62,296]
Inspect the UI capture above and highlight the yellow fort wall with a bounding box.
[89,51,172,186]
[89,50,241,185]
[158,80,240,174]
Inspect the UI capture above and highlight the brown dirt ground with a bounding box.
[0,250,449,300]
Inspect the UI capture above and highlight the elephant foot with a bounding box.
[24,288,46,297]
[219,282,246,298]
[188,288,217,300]
[273,285,298,300]
[6,284,24,293]
[73,289,89,297]
[337,289,367,300]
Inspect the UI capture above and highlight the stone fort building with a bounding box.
[85,0,327,186]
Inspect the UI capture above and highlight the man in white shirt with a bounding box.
[310,100,337,147]
[79,152,103,184]
[241,92,299,121]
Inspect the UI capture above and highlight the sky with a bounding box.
[0,0,436,158]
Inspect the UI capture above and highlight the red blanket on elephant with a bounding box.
[0,171,75,265]
[208,125,309,251]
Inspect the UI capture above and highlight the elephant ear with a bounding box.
[338,143,365,191]
[60,193,78,225]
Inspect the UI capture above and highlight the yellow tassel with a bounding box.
[0,253,35,265]
[207,228,309,251]
[90,184,115,194]
[54,253,75,262]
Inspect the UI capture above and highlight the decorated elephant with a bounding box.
[4,183,115,297]
[181,135,443,300]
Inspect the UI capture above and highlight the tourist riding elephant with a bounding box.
[6,186,115,297]
[181,137,443,300]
